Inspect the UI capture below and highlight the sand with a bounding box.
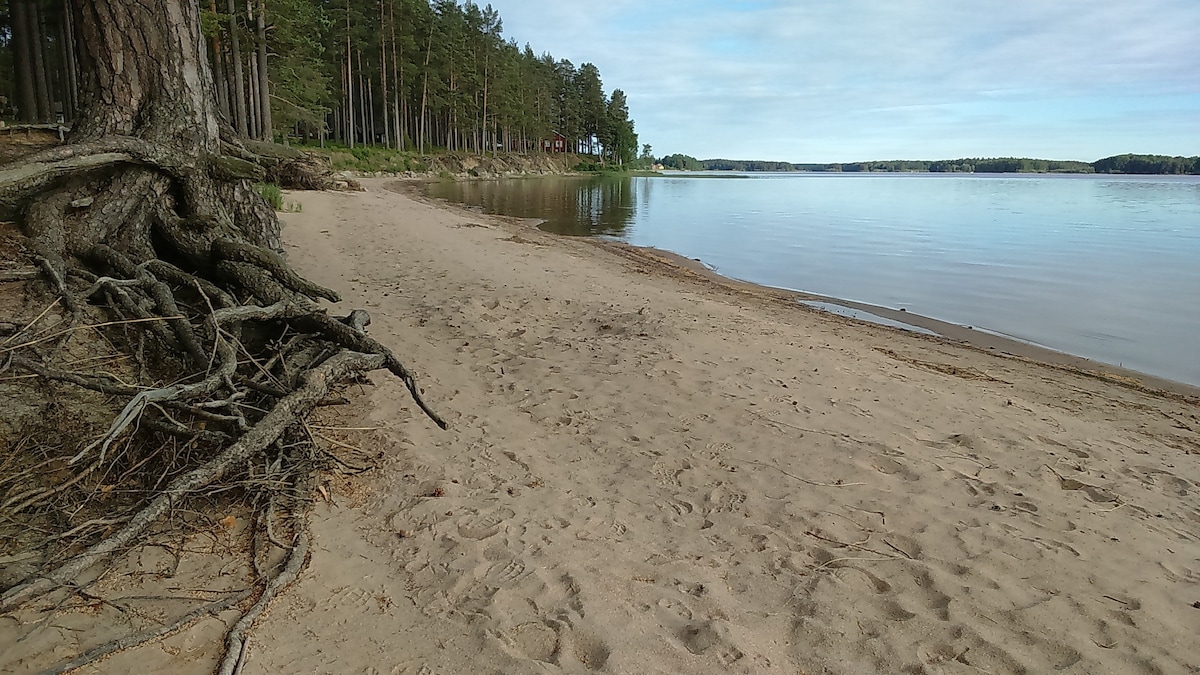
[7,178,1200,674]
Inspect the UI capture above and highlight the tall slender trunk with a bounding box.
[227,0,247,135]
[210,0,230,121]
[244,31,256,139]
[389,0,404,151]
[378,0,389,149]
[367,78,375,147]
[62,0,80,120]
[10,1,37,122]
[357,50,367,146]
[245,1,258,138]
[419,24,432,154]
[28,0,53,122]
[482,50,490,155]
[345,0,354,148]
[256,0,272,141]
[208,1,228,117]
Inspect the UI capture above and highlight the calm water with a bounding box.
[427,173,1200,386]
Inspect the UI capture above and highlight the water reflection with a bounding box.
[425,172,1200,386]
[426,175,642,237]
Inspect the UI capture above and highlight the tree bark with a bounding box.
[60,0,81,121]
[378,0,389,149]
[210,0,231,122]
[227,0,248,136]
[345,0,354,148]
[10,1,38,122]
[27,0,54,122]
[248,39,261,138]
[255,0,272,141]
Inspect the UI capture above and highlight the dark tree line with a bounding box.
[1091,154,1200,175]
[0,0,639,164]
[662,153,1200,175]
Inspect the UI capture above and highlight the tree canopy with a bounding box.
[0,0,639,162]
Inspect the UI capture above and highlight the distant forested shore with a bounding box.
[660,153,1200,175]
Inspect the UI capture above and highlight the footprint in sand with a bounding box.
[678,621,745,666]
[655,497,696,526]
[509,621,558,663]
[456,507,516,540]
[702,485,747,514]
[485,559,529,585]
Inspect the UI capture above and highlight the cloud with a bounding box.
[483,0,1200,161]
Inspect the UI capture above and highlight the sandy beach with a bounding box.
[10,178,1199,674]
[247,179,1200,674]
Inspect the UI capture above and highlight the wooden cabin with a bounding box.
[541,131,568,153]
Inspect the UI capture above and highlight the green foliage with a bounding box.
[256,0,639,158]
[256,183,283,210]
[311,143,427,173]
[1093,154,1200,174]
[659,154,705,171]
[265,0,334,136]
[1,0,640,158]
[199,9,228,39]
[572,161,654,175]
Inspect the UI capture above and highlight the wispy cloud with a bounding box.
[485,0,1200,161]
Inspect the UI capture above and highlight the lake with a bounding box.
[426,172,1200,387]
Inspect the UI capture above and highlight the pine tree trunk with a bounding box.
[345,1,354,148]
[10,0,38,122]
[210,0,231,122]
[61,0,80,120]
[378,0,389,149]
[28,0,54,122]
[256,0,272,141]
[419,24,432,154]
[357,50,367,146]
[226,0,248,135]
[248,45,260,139]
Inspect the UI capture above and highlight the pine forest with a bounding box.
[0,0,641,164]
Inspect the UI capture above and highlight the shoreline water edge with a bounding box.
[632,245,1200,400]
[401,178,1200,401]
[247,178,1200,674]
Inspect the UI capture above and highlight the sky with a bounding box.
[481,0,1200,163]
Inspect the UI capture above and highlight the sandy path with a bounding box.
[239,179,1200,674]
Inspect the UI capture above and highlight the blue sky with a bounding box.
[482,0,1200,163]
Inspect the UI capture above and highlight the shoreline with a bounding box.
[228,180,1200,673]
[629,244,1200,401]
[398,178,1200,402]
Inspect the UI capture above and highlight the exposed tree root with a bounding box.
[217,500,312,675]
[33,589,255,675]
[1,5,437,668]
[2,176,442,671]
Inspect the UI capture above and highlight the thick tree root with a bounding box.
[2,114,444,672]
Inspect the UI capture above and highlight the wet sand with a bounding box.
[633,245,1200,400]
